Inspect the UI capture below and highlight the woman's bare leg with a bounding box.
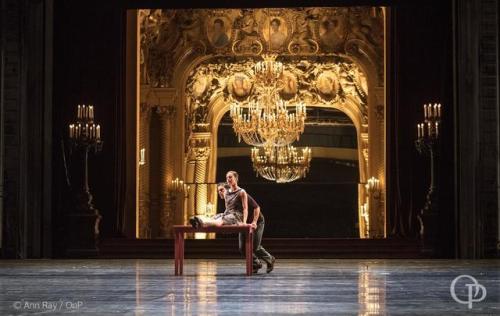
[195,215,223,227]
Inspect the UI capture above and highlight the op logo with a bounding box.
[450,275,487,309]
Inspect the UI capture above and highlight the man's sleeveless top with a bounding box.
[247,194,264,224]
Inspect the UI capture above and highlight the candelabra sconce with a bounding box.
[360,202,370,238]
[169,177,191,224]
[66,104,103,257]
[365,177,381,199]
[361,177,380,238]
[139,148,146,166]
[169,178,190,198]
[415,103,441,254]
[183,183,191,199]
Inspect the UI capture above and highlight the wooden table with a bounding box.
[173,225,254,276]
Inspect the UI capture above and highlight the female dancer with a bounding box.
[189,170,248,227]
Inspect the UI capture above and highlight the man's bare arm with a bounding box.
[240,190,248,224]
[252,207,260,226]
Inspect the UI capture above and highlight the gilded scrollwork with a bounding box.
[287,8,320,54]
[232,9,263,55]
[140,7,385,88]
[175,9,204,50]
[140,9,177,87]
[187,136,211,161]
[281,59,369,124]
[184,56,369,136]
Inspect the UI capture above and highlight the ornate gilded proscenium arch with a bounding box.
[184,56,378,238]
[137,7,386,239]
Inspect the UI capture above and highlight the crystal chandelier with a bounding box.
[251,145,312,183]
[230,99,306,147]
[229,54,307,148]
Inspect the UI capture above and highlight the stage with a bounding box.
[0,259,498,315]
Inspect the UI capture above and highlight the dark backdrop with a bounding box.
[52,1,126,255]
[388,2,455,257]
[217,157,359,238]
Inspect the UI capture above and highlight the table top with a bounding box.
[173,225,254,233]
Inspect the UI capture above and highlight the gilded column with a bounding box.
[187,133,211,217]
[138,103,152,238]
[156,105,176,238]
[185,159,196,224]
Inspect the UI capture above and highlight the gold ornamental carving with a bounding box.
[156,105,176,119]
[187,135,211,161]
[140,7,384,88]
[185,57,369,133]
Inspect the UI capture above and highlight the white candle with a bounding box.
[89,106,94,120]
[424,104,427,119]
[438,103,441,117]
[435,122,439,137]
[77,105,81,119]
[96,125,101,139]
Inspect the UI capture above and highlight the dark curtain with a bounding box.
[53,1,128,248]
[388,2,454,251]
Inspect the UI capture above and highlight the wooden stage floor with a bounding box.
[0,259,499,315]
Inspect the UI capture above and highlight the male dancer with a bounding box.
[217,183,275,274]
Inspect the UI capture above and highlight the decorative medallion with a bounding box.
[316,71,340,100]
[227,73,253,99]
[279,70,298,100]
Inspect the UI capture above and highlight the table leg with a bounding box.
[180,233,185,275]
[246,228,252,276]
[250,229,254,273]
[174,231,179,276]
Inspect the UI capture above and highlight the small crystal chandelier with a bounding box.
[229,54,307,148]
[251,145,312,183]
